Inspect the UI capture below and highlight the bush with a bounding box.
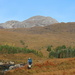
[47,45,52,52]
[0,45,43,57]
[49,45,75,58]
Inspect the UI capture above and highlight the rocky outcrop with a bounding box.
[0,20,19,29]
[0,16,58,29]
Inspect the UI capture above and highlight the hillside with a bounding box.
[0,22,75,56]
[0,22,75,75]
[6,22,75,34]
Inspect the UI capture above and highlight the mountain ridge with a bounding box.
[0,16,58,29]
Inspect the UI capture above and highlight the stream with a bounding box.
[0,63,26,75]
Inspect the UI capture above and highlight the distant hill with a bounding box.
[0,16,58,29]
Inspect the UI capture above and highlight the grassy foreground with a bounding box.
[0,45,75,75]
[4,58,75,75]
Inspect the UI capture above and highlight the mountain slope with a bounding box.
[6,22,75,34]
[0,16,58,29]
[0,22,75,51]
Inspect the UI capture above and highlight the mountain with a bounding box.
[0,16,58,29]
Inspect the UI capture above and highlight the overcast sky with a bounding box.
[0,0,75,23]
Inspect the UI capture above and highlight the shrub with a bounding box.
[0,45,43,57]
[20,40,25,45]
[47,45,52,52]
[49,45,75,58]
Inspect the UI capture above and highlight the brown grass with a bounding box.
[0,53,43,64]
[4,58,75,75]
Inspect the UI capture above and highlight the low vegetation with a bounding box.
[0,45,75,75]
[5,58,75,75]
[48,45,75,58]
[0,45,43,57]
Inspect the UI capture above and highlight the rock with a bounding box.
[0,16,58,29]
[9,61,15,65]
[0,62,4,65]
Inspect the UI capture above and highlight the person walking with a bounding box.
[27,58,32,69]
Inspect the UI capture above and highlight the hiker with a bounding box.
[27,58,32,69]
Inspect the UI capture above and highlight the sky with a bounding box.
[0,0,75,23]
